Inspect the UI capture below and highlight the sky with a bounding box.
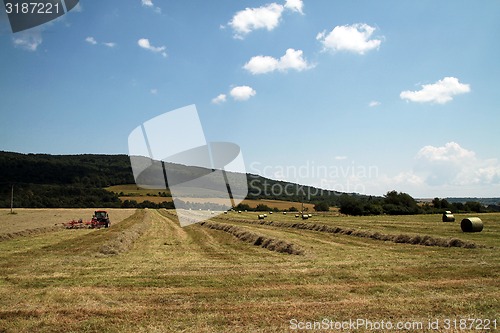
[1,0,499,198]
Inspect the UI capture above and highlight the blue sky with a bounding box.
[1,0,499,198]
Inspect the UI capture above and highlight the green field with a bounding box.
[0,209,498,332]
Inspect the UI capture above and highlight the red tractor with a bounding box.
[90,210,110,228]
[63,210,110,229]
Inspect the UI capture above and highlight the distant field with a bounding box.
[0,209,498,332]
[108,184,317,211]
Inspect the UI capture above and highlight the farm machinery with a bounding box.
[63,210,111,229]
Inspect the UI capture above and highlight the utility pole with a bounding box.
[10,185,14,214]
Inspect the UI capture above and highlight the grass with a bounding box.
[0,209,498,332]
[0,208,136,236]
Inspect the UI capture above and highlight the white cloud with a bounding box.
[243,48,313,74]
[229,3,284,38]
[85,37,97,45]
[335,156,348,160]
[212,94,227,104]
[141,0,161,13]
[414,142,500,187]
[369,101,381,107]
[86,37,116,48]
[12,30,43,51]
[150,88,158,95]
[317,23,382,54]
[352,142,500,197]
[230,86,256,101]
[400,77,471,104]
[284,0,304,14]
[138,38,167,57]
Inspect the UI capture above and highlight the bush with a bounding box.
[313,202,330,212]
[255,204,271,212]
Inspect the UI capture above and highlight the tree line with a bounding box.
[315,191,499,215]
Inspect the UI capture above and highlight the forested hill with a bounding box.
[0,151,349,208]
[1,152,496,213]
[0,151,134,187]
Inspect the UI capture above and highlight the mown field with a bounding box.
[0,209,498,332]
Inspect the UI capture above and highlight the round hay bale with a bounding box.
[295,214,299,218]
[269,211,273,214]
[308,214,312,218]
[301,214,309,220]
[238,211,242,213]
[263,214,267,218]
[258,214,265,220]
[461,217,483,232]
[283,212,287,215]
[442,213,455,222]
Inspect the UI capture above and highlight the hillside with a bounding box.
[0,151,352,208]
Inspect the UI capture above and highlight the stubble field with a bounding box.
[0,209,498,332]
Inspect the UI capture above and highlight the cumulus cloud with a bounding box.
[103,42,116,48]
[414,142,500,187]
[243,48,314,74]
[362,142,500,197]
[228,1,303,39]
[317,23,382,54]
[284,0,304,14]
[230,86,256,101]
[13,30,43,51]
[414,142,500,186]
[150,88,158,95]
[85,36,97,45]
[369,101,381,107]
[400,77,471,104]
[141,0,161,13]
[212,94,227,104]
[229,3,283,38]
[138,38,167,57]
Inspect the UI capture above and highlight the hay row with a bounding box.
[229,219,480,249]
[98,211,151,255]
[0,225,63,242]
[200,221,304,255]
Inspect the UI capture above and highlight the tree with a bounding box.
[465,201,483,213]
[339,194,365,216]
[255,204,271,211]
[432,197,441,209]
[314,202,330,212]
[382,191,420,215]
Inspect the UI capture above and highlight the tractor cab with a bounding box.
[92,210,110,228]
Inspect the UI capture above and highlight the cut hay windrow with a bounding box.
[200,221,304,255]
[223,219,480,249]
[98,210,151,255]
[0,225,64,242]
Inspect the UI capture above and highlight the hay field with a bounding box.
[0,208,136,235]
[0,209,498,332]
